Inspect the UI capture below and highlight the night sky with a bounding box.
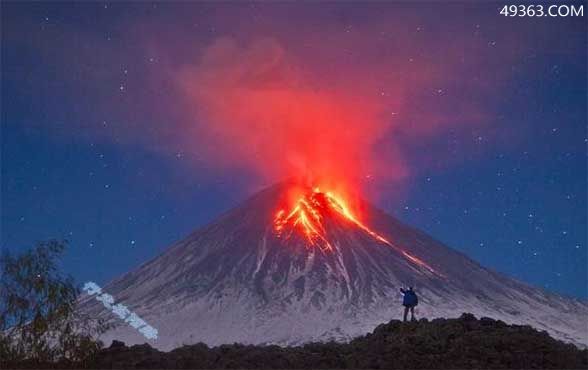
[2,2,586,299]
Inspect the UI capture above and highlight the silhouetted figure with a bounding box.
[400,286,418,322]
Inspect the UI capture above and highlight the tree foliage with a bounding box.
[0,240,108,365]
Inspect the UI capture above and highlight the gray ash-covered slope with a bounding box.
[79,181,588,350]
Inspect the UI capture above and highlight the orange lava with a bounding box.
[274,188,336,252]
[274,188,438,275]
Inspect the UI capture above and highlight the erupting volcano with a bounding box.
[79,181,588,350]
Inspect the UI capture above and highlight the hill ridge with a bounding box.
[81,313,588,369]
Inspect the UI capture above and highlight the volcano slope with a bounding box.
[78,181,588,350]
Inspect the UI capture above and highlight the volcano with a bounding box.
[80,181,588,350]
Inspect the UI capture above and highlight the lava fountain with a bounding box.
[273,186,439,275]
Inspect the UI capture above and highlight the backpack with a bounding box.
[404,290,418,306]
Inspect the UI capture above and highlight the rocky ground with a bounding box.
[5,313,588,369]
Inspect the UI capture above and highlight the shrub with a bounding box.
[0,240,108,366]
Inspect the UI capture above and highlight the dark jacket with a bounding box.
[401,288,418,307]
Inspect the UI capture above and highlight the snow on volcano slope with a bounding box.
[78,182,588,350]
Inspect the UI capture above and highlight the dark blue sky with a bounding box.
[2,2,586,299]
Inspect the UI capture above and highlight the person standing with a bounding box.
[400,286,418,322]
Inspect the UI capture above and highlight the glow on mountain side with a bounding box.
[273,187,439,275]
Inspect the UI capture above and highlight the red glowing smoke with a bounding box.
[19,7,532,200]
[175,37,411,191]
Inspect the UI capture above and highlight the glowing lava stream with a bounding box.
[274,188,438,275]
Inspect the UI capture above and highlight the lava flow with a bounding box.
[274,187,438,275]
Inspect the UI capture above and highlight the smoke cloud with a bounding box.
[17,4,528,196]
[177,37,437,194]
[176,38,397,189]
[172,26,514,194]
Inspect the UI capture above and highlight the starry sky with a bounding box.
[2,2,586,299]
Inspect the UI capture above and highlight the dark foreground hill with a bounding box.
[6,313,586,369]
